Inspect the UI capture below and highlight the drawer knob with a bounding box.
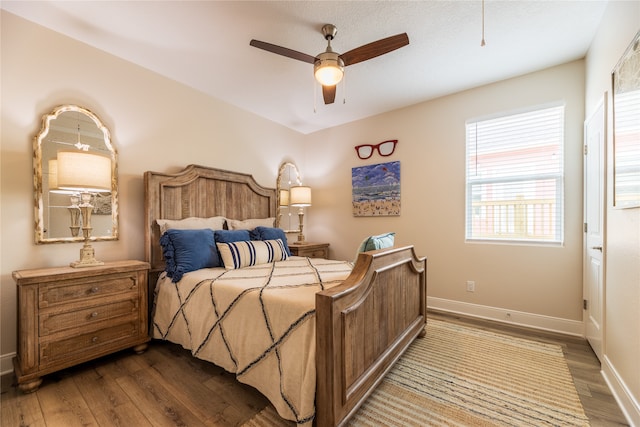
[90,311,99,318]
[90,287,99,293]
[91,336,99,343]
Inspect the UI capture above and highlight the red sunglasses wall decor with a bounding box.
[354,139,398,160]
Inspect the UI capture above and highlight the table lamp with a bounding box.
[57,151,112,267]
[289,186,312,242]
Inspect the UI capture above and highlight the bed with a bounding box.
[144,164,427,426]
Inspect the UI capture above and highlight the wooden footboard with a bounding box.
[315,246,427,427]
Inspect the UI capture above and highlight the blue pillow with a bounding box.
[214,229,251,243]
[160,228,220,283]
[249,226,291,256]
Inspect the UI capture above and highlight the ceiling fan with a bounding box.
[250,24,409,105]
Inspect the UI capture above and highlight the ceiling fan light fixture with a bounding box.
[314,52,344,86]
[250,23,409,105]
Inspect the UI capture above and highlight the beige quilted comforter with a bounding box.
[152,256,353,425]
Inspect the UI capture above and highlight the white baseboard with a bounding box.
[1,352,15,376]
[427,297,585,337]
[602,355,639,427]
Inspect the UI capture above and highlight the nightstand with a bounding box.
[12,260,150,393]
[288,242,330,259]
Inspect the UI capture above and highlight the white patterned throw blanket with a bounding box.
[152,256,353,425]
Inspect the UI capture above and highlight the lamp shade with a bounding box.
[48,158,58,190]
[57,151,111,192]
[279,189,290,207]
[290,186,312,207]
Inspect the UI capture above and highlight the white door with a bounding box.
[584,97,606,362]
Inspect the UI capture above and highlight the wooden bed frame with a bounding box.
[144,164,427,427]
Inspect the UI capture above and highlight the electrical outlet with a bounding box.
[466,281,475,292]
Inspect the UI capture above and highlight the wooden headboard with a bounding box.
[144,164,276,276]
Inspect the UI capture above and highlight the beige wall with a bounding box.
[585,2,640,425]
[0,11,305,371]
[304,60,586,334]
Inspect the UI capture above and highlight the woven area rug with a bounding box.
[243,319,590,426]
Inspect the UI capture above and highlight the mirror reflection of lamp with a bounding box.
[57,151,111,267]
[278,189,290,227]
[289,186,312,242]
[48,158,81,237]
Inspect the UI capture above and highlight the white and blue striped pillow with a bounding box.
[217,239,289,270]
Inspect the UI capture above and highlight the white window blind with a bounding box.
[466,105,564,243]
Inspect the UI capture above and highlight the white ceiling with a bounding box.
[2,1,608,134]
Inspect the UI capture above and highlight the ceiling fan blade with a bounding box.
[322,85,336,104]
[249,39,316,64]
[340,33,409,66]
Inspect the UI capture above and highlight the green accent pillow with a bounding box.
[355,232,395,263]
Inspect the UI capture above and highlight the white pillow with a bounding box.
[227,217,275,230]
[217,239,288,270]
[156,216,226,234]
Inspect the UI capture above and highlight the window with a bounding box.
[466,105,564,244]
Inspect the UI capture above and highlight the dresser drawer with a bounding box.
[39,274,138,308]
[288,242,330,259]
[39,298,139,336]
[40,321,139,365]
[304,248,329,258]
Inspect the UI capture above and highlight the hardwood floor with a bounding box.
[1,311,629,426]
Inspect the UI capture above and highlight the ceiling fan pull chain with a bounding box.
[481,0,486,47]
[313,78,317,113]
[343,72,347,104]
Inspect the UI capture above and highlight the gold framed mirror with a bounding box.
[276,162,301,232]
[34,105,119,243]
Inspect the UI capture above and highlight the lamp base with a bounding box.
[70,243,104,268]
[297,209,305,242]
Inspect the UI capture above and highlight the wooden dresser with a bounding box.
[12,260,150,393]
[288,242,330,259]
